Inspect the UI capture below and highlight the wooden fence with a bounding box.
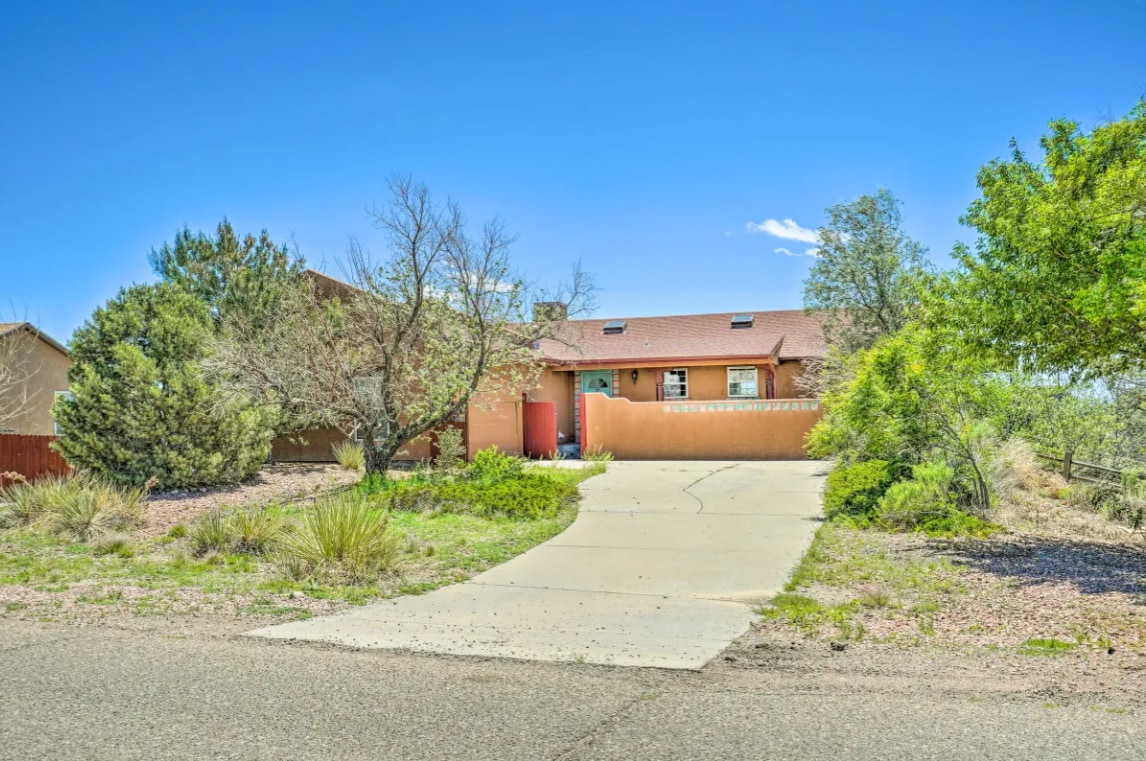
[1036,449,1144,486]
[0,434,71,487]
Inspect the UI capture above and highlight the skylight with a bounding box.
[731,314,754,329]
[603,319,627,335]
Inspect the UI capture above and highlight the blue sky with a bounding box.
[3,1,1145,341]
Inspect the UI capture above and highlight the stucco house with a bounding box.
[0,322,71,436]
[526,309,824,456]
[272,271,825,462]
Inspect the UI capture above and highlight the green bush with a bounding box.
[437,472,578,519]
[53,282,276,489]
[434,428,465,471]
[823,460,897,519]
[469,446,524,483]
[276,493,402,583]
[874,461,1001,537]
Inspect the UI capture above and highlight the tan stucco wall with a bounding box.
[0,333,70,436]
[775,361,811,399]
[466,393,523,460]
[581,393,822,460]
[527,370,575,442]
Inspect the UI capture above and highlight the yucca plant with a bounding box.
[0,474,72,528]
[332,440,366,471]
[51,487,116,541]
[189,510,233,556]
[229,509,287,555]
[277,493,401,583]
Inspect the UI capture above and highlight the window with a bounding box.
[53,391,73,435]
[603,319,627,335]
[663,368,688,399]
[727,367,758,398]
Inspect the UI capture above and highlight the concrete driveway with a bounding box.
[249,461,826,668]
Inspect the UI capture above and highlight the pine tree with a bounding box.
[53,283,275,489]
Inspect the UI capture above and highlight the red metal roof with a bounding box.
[539,310,825,365]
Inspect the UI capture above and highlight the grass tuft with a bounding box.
[332,440,365,471]
[276,493,402,584]
[1019,637,1077,656]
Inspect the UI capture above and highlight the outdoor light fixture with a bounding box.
[631,370,639,384]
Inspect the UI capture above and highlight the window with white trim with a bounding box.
[663,368,688,399]
[53,391,73,435]
[727,367,758,399]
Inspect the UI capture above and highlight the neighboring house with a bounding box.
[0,322,71,436]
[272,272,825,462]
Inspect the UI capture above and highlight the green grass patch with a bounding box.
[1019,637,1078,656]
[0,462,602,616]
[766,521,970,642]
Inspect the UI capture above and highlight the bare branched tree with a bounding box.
[0,323,42,433]
[208,176,593,475]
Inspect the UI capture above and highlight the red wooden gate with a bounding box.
[0,434,71,487]
[522,400,558,460]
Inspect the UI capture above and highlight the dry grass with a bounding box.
[763,474,1146,652]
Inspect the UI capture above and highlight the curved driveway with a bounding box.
[250,461,826,669]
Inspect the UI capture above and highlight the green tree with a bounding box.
[952,102,1146,375]
[151,219,307,434]
[806,324,1008,512]
[149,219,304,327]
[209,177,592,476]
[804,188,929,354]
[53,283,275,489]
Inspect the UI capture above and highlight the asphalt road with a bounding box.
[2,621,1142,761]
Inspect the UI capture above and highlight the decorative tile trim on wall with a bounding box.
[662,400,820,414]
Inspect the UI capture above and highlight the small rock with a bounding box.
[1108,647,1116,655]
[724,655,737,662]
[288,591,307,600]
[830,642,847,652]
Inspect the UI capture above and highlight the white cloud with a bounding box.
[746,218,820,244]
[722,230,733,237]
[774,247,819,259]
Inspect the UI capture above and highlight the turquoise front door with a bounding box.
[581,370,613,397]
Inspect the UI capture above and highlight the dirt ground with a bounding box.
[141,463,361,536]
[757,489,1146,662]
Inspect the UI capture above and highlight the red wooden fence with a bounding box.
[0,434,71,487]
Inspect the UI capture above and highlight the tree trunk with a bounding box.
[362,434,400,477]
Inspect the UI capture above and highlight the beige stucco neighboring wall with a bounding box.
[0,332,70,436]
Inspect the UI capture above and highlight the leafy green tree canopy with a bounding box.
[953,102,1146,375]
[804,188,929,354]
[149,220,304,326]
[53,283,275,489]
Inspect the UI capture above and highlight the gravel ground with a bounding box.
[758,493,1146,654]
[141,463,360,536]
